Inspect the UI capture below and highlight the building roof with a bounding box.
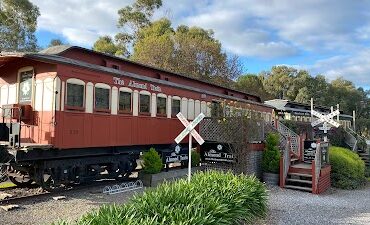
[264,99,352,118]
[37,45,261,102]
[0,49,274,109]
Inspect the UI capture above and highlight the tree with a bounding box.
[48,39,66,47]
[261,66,297,99]
[236,74,271,100]
[0,0,40,52]
[131,18,242,84]
[93,36,126,56]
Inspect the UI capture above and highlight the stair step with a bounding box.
[285,185,312,192]
[286,178,312,184]
[288,173,312,178]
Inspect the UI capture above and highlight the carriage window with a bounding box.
[119,91,132,112]
[157,96,166,115]
[172,99,181,116]
[211,101,222,117]
[140,94,150,113]
[66,83,84,108]
[95,87,110,110]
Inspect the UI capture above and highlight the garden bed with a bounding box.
[57,171,268,225]
[139,167,200,187]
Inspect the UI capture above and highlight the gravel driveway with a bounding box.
[0,182,369,225]
[265,183,370,225]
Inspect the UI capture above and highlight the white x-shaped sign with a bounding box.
[175,112,205,145]
[311,109,340,128]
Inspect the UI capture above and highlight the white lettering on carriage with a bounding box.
[128,80,147,90]
[113,77,124,86]
[150,84,161,92]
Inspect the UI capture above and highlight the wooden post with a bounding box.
[312,160,316,194]
[279,157,284,187]
[353,110,356,132]
[336,104,340,122]
[311,98,314,123]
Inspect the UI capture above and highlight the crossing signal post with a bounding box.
[175,112,205,182]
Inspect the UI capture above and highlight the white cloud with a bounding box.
[29,0,370,87]
[300,50,370,87]
[160,0,370,56]
[31,0,133,46]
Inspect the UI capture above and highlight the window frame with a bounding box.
[65,78,85,111]
[139,91,151,115]
[156,94,167,117]
[118,87,133,114]
[171,96,181,117]
[94,83,111,113]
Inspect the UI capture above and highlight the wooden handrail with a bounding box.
[312,142,322,194]
[280,139,291,187]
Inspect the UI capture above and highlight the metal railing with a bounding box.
[264,122,287,151]
[276,121,300,156]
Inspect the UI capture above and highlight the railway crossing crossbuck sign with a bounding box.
[311,109,340,134]
[175,112,205,182]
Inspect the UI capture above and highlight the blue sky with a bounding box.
[31,0,370,90]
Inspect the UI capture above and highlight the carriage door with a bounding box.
[18,68,34,105]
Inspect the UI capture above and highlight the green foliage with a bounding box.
[0,0,40,52]
[141,148,163,174]
[280,120,313,137]
[93,36,127,57]
[48,39,65,48]
[191,150,201,167]
[262,133,281,173]
[329,146,366,189]
[236,74,272,101]
[57,171,268,225]
[131,18,242,83]
[328,127,347,148]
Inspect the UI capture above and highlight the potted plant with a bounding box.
[139,148,163,187]
[262,132,281,185]
[191,149,201,167]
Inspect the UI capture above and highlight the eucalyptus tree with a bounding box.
[0,0,40,52]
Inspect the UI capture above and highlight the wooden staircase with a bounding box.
[358,149,369,167]
[280,140,331,194]
[285,162,313,192]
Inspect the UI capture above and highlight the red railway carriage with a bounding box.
[0,46,274,187]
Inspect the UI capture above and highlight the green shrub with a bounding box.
[141,148,163,174]
[328,127,347,148]
[262,132,281,173]
[191,149,201,167]
[58,171,268,225]
[329,146,366,189]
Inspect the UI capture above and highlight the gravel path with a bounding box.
[0,184,143,225]
[265,183,370,225]
[0,182,369,225]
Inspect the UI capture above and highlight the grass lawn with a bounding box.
[0,181,16,189]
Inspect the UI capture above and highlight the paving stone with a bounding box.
[0,205,19,211]
[52,196,66,200]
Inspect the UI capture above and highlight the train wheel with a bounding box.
[8,173,33,188]
[115,169,131,181]
[33,167,56,190]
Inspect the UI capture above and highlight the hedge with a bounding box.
[56,171,268,225]
[329,146,366,189]
[262,132,280,173]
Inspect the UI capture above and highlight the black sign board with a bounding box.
[19,70,33,103]
[159,145,189,164]
[303,140,317,162]
[200,142,234,163]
